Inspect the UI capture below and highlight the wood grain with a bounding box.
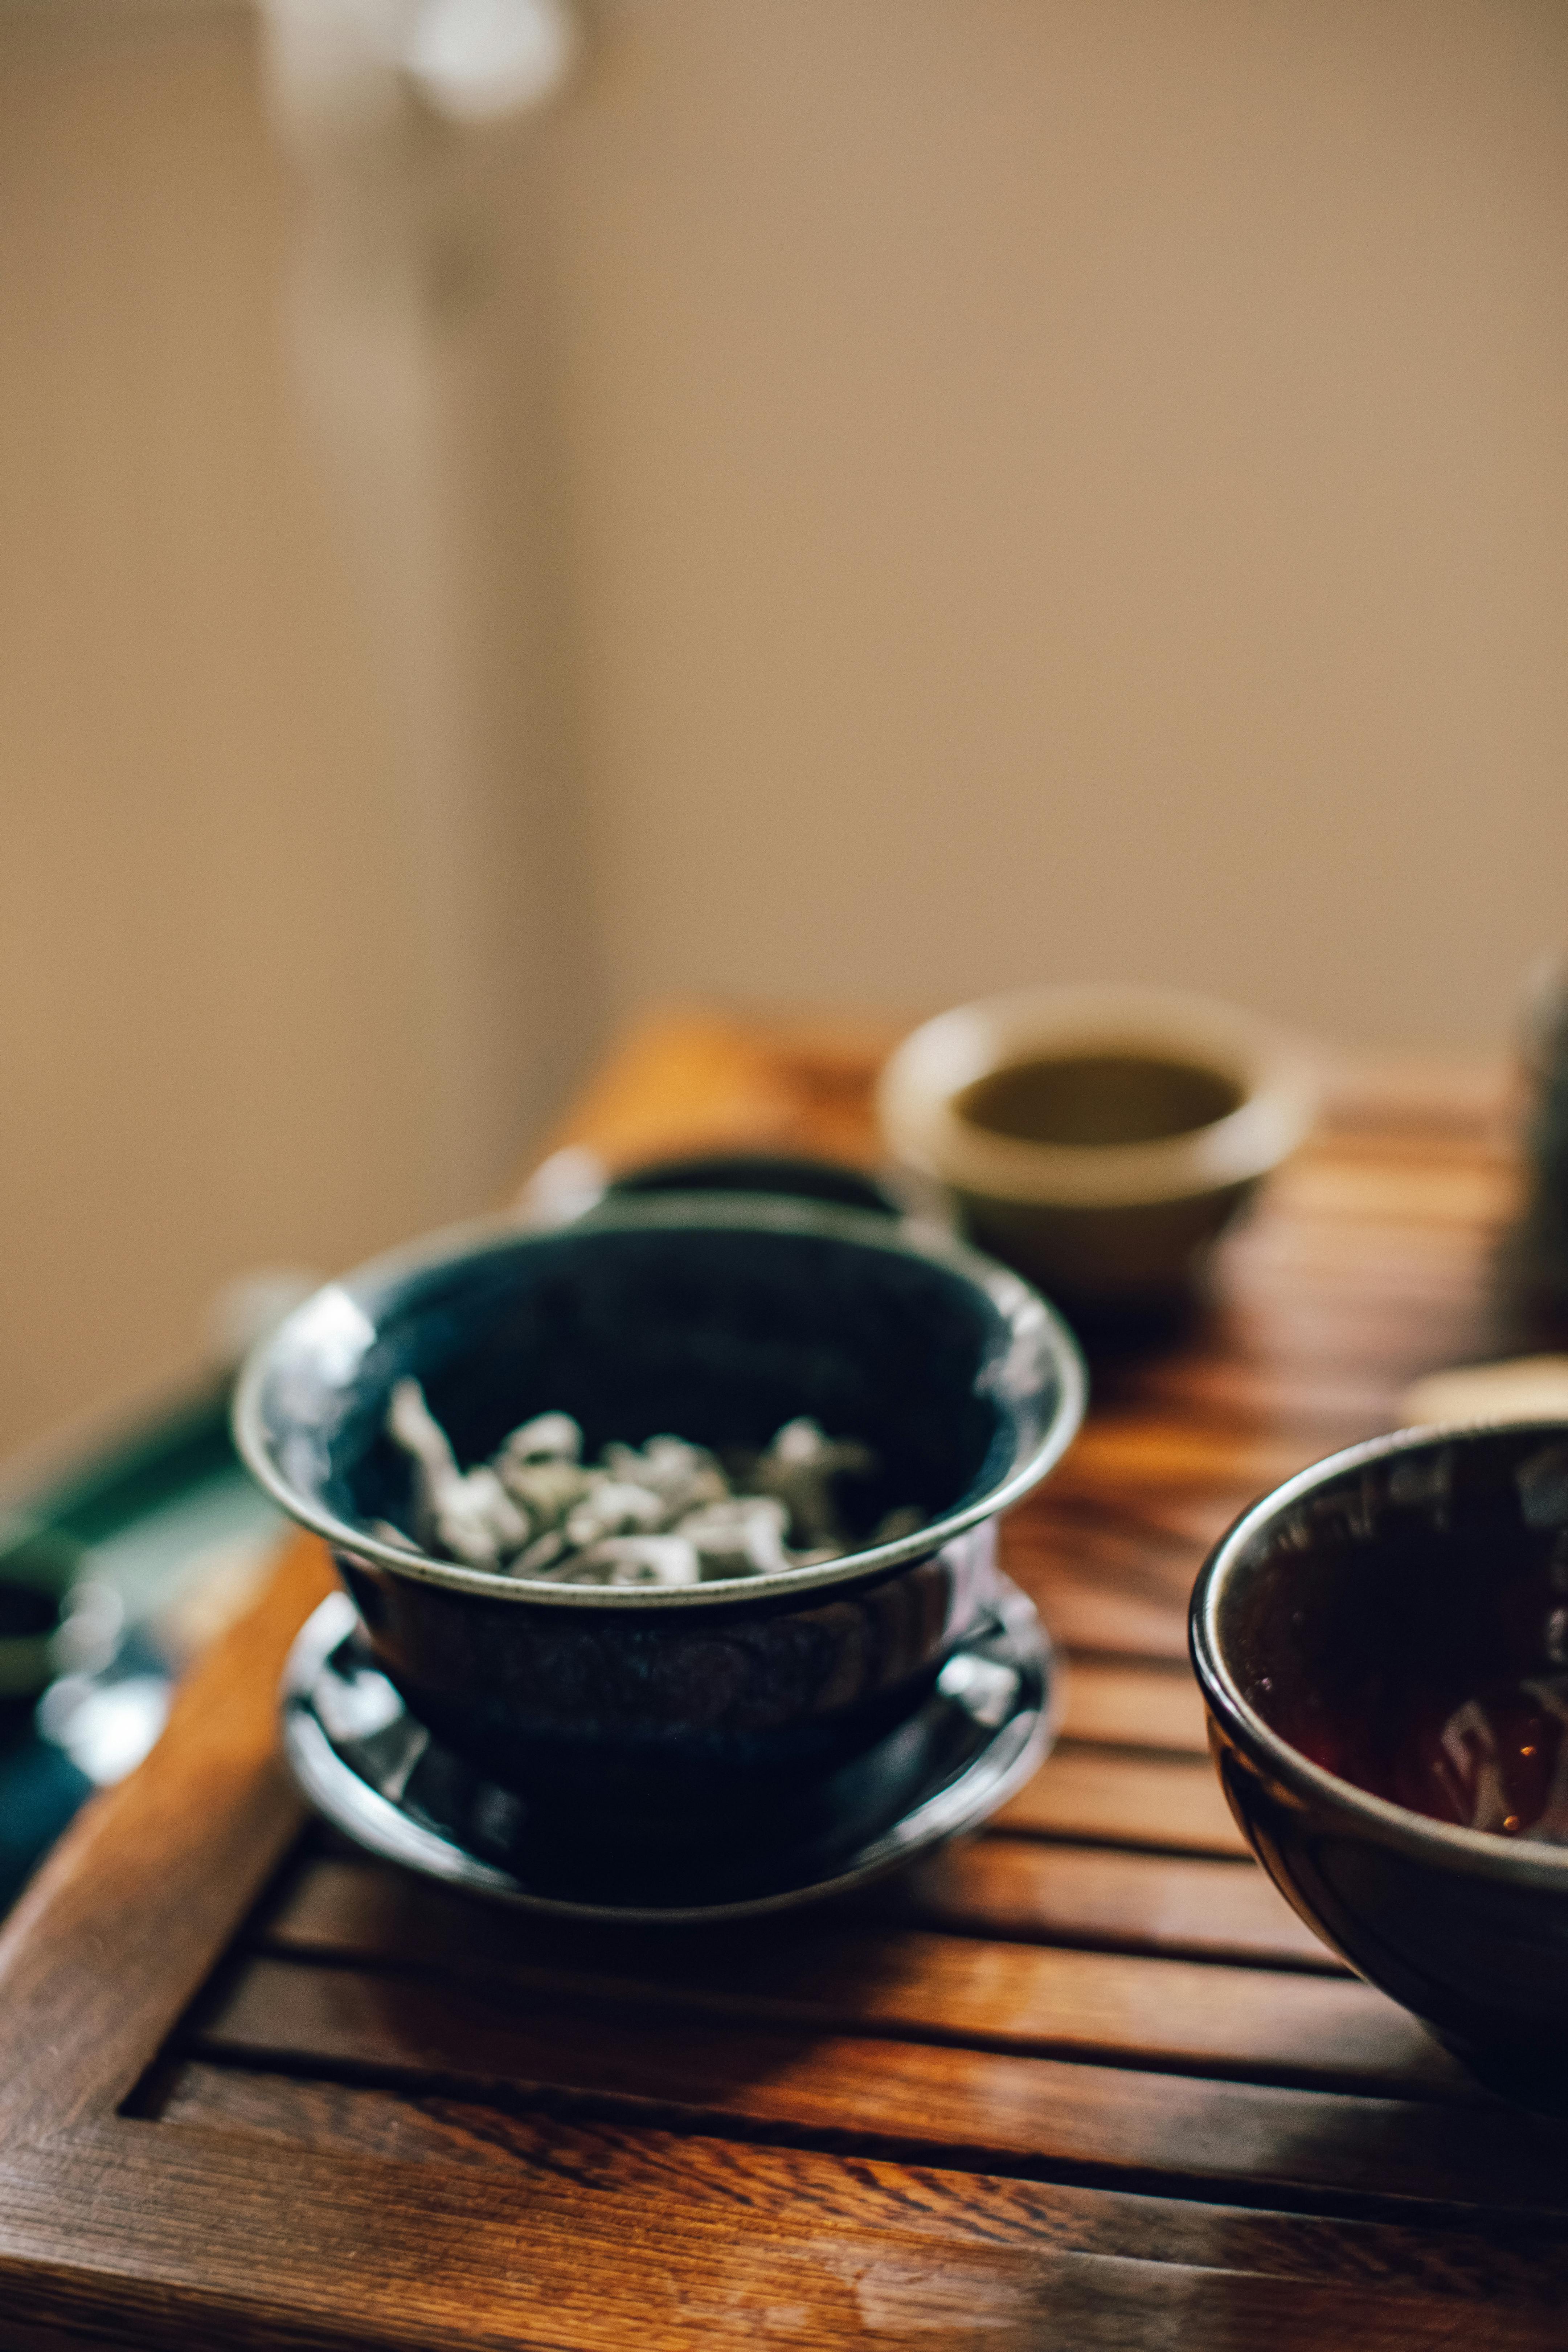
[1000,1746,1250,1853]
[0,1013,1552,2349]
[191,1956,1568,2215]
[252,1861,1385,2085]
[6,2122,1565,2352]
[155,2066,1568,2308]
[281,1832,1340,1972]
[0,1532,331,2142]
[870,1838,1340,1970]
[1055,1658,1209,1753]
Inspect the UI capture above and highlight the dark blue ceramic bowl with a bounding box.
[236,1196,1084,1840]
[1192,1421,1568,2107]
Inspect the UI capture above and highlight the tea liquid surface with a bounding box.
[1378,1673,1568,1842]
[958,1054,1241,1148]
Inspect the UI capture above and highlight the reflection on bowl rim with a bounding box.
[878,985,1316,1210]
[233,1193,1088,1613]
[1191,1419,1568,1886]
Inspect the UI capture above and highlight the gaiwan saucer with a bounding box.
[280,1578,1054,1922]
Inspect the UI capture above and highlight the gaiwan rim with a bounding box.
[233,1192,1087,1612]
[1191,1419,1568,1887]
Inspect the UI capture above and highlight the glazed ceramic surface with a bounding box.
[878,986,1313,1312]
[609,1151,906,1219]
[281,1575,1053,1918]
[1192,1421,1568,2104]
[236,1195,1084,1831]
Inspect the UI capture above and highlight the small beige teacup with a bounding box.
[877,986,1315,1314]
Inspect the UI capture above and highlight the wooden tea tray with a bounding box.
[3,1014,1566,2351]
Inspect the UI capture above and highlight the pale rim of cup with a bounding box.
[876,985,1317,1211]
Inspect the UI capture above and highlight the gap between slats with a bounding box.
[205,1913,1460,2107]
[164,1970,1568,2227]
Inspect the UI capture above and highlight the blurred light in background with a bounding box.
[406,0,578,122]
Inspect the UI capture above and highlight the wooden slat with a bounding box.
[288,1834,1338,1972]
[1056,1659,1209,1753]
[192,1958,1568,2217]
[544,1011,844,1173]
[1272,1153,1516,1230]
[1015,1571,1191,1662]
[1001,1746,1249,1854]
[158,2066,1568,2315]
[1003,1485,1234,1663]
[255,1868,1406,2089]
[5,2123,1563,2352]
[870,1840,1340,1971]
[1084,1350,1415,1443]
[0,1534,331,2138]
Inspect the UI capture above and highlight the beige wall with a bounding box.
[543,0,1568,1045]
[0,4,599,1459]
[0,8,450,1452]
[4,0,1568,1456]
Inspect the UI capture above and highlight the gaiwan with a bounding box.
[233,1197,1084,1825]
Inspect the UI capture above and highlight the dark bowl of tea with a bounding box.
[1192,1420,1568,2107]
